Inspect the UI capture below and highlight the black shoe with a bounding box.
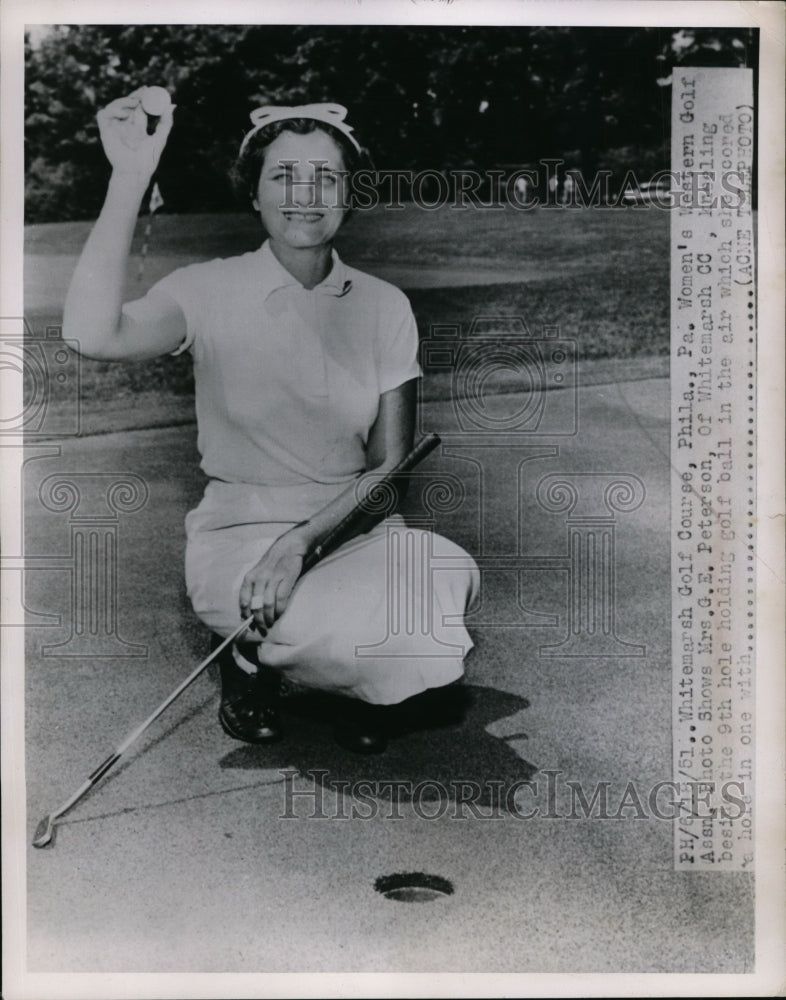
[215,640,283,745]
[333,700,389,755]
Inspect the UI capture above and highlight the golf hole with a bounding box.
[374,872,454,903]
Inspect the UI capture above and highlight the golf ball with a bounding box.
[140,86,171,117]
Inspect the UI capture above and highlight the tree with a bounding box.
[24,23,758,222]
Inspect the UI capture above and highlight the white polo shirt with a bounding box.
[149,240,421,522]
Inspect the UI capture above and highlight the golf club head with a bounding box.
[32,815,56,849]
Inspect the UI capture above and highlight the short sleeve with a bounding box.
[378,296,422,394]
[145,262,205,356]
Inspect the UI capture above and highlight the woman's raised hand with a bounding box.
[96,87,174,181]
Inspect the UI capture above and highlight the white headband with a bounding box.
[239,103,362,157]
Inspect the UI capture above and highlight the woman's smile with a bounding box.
[282,209,326,222]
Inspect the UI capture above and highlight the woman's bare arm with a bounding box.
[294,376,417,546]
[239,378,418,630]
[63,91,185,361]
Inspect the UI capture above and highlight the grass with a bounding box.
[25,203,668,404]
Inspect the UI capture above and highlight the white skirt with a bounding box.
[185,493,480,704]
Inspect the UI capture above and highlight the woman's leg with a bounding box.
[254,518,479,704]
[186,516,479,747]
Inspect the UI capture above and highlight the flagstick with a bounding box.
[137,182,164,283]
[136,217,153,282]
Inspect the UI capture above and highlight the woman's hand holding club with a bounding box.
[239,529,311,632]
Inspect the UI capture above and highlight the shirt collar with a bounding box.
[258,239,352,300]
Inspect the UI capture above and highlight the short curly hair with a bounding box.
[230,117,362,211]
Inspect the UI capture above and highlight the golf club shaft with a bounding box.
[116,618,253,755]
[44,616,253,827]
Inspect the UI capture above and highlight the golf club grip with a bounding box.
[302,432,441,573]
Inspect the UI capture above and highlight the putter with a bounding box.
[32,616,254,849]
[32,433,441,848]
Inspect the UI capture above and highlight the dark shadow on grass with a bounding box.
[219,683,535,813]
